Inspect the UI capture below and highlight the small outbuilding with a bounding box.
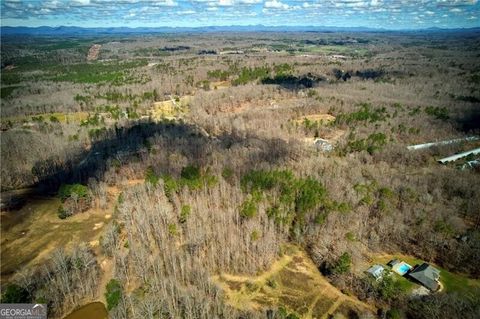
[366,264,385,280]
[387,259,400,267]
[408,263,440,291]
[314,138,333,152]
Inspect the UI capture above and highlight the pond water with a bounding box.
[63,302,108,319]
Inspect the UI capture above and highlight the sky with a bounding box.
[1,0,479,29]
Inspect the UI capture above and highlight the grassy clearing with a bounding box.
[150,95,191,120]
[0,181,144,284]
[2,111,89,126]
[1,84,221,131]
[211,80,232,90]
[293,114,336,125]
[0,196,108,282]
[63,302,108,319]
[45,111,90,123]
[0,182,125,283]
[213,245,374,319]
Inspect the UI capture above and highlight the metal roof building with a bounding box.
[408,263,440,291]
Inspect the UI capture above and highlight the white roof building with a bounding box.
[366,264,385,280]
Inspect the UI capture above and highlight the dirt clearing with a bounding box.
[87,44,101,61]
[212,245,374,319]
[0,183,131,283]
[150,96,191,120]
[294,114,336,125]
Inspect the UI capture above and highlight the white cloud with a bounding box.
[437,0,477,6]
[178,10,196,14]
[71,0,90,5]
[150,0,175,6]
[218,0,234,6]
[335,1,368,8]
[238,0,262,3]
[265,0,289,10]
[2,0,479,29]
[302,2,323,8]
[163,0,178,6]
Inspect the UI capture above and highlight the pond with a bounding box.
[64,302,108,319]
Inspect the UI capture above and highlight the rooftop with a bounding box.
[366,264,385,279]
[409,263,440,291]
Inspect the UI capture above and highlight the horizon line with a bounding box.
[2,24,480,31]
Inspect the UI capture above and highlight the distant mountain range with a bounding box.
[2,25,479,35]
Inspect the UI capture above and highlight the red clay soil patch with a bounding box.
[87,44,101,61]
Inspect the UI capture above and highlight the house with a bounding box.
[408,263,440,291]
[366,265,385,280]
